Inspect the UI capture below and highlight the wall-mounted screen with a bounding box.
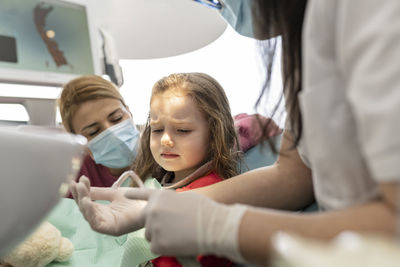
[0,0,101,86]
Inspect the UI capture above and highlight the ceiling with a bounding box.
[83,0,227,59]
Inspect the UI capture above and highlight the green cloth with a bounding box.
[46,179,161,267]
[120,179,161,267]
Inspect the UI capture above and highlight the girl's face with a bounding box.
[72,98,131,141]
[149,90,209,182]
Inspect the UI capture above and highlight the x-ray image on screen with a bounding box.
[0,0,100,86]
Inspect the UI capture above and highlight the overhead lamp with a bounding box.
[86,0,227,59]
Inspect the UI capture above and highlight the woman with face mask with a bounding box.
[58,75,140,196]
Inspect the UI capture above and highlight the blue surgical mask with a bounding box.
[220,0,254,38]
[88,119,139,169]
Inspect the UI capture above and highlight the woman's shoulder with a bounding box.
[77,154,117,187]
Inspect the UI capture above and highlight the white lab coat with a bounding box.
[297,0,400,210]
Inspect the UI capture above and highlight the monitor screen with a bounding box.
[0,0,101,86]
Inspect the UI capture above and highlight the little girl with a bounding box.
[134,72,241,267]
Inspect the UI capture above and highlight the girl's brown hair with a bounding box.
[134,72,240,181]
[58,75,126,133]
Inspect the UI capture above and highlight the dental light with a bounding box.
[86,0,227,59]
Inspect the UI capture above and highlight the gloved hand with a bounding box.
[124,188,248,263]
[69,174,147,236]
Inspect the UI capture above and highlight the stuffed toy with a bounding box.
[0,221,74,267]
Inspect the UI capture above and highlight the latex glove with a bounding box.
[125,188,248,263]
[69,173,147,236]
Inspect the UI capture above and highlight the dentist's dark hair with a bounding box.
[252,0,308,147]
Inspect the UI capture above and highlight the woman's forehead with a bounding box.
[72,98,125,129]
[75,98,123,117]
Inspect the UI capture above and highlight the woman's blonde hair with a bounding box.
[134,72,240,181]
[58,75,126,133]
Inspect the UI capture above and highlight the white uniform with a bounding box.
[298,0,400,210]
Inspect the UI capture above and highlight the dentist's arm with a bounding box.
[237,183,396,265]
[125,178,396,266]
[124,129,396,266]
[195,130,314,210]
